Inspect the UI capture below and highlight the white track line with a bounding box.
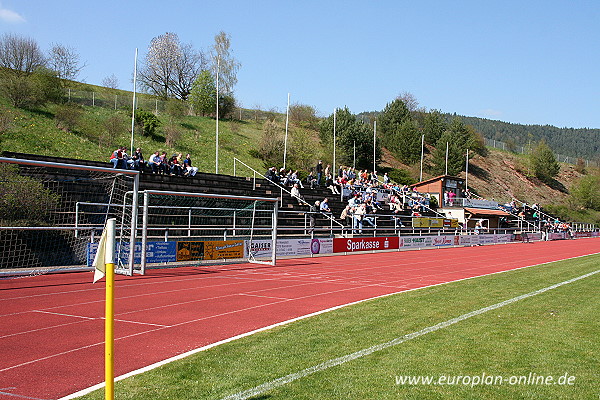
[219,267,600,400]
[60,252,599,400]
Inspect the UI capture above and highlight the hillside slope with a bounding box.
[0,96,588,212]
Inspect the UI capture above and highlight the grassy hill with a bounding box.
[1,86,598,224]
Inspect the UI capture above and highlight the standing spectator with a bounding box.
[315,160,323,186]
[324,164,331,179]
[383,172,390,185]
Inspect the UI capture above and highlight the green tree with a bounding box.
[189,70,216,116]
[530,140,559,184]
[319,107,379,169]
[378,99,420,164]
[570,175,600,210]
[422,109,447,145]
[430,118,480,176]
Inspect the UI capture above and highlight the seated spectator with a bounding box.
[306,169,317,189]
[132,148,144,172]
[320,198,331,213]
[266,167,278,183]
[290,183,304,205]
[169,153,184,176]
[325,174,340,194]
[183,154,198,177]
[147,151,161,174]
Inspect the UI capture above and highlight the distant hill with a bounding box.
[357,110,599,160]
[449,114,600,160]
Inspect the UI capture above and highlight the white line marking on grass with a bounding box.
[59,252,600,400]
[219,268,600,400]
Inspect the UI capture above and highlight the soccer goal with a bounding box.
[137,190,278,273]
[0,157,139,277]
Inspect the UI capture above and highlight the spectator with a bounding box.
[183,154,198,177]
[306,169,318,189]
[266,167,278,183]
[290,183,304,205]
[147,151,161,174]
[315,160,323,186]
[132,148,144,172]
[325,174,340,194]
[320,198,331,213]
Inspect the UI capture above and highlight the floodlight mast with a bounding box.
[130,48,138,155]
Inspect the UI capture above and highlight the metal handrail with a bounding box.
[233,157,345,232]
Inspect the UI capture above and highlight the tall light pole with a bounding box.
[215,56,220,174]
[130,48,138,155]
[465,148,470,190]
[283,93,290,170]
[445,141,449,176]
[419,134,424,182]
[373,120,376,174]
[333,108,336,174]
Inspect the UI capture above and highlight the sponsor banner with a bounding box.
[458,235,477,246]
[463,198,499,209]
[528,232,542,241]
[593,232,599,237]
[547,232,566,241]
[87,241,177,266]
[245,239,273,258]
[495,234,512,243]
[333,237,399,253]
[400,236,433,248]
[479,234,496,245]
[204,240,245,260]
[574,231,593,238]
[412,217,459,228]
[431,235,455,246]
[176,241,204,261]
[275,238,333,257]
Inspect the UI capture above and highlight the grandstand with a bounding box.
[0,151,596,275]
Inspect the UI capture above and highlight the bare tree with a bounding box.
[0,33,45,74]
[210,31,241,95]
[396,91,420,112]
[138,32,204,100]
[102,74,119,89]
[47,43,85,81]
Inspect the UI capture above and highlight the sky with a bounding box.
[1,0,599,129]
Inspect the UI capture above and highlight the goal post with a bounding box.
[138,190,278,273]
[0,157,139,277]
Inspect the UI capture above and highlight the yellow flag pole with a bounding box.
[104,218,116,400]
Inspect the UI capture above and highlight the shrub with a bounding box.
[55,103,83,132]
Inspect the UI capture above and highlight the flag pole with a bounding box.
[373,120,376,175]
[104,218,116,400]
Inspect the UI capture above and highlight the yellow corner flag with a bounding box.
[91,218,116,400]
[92,227,108,283]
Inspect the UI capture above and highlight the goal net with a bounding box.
[137,190,278,272]
[0,157,139,277]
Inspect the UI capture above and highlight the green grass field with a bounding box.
[80,254,600,400]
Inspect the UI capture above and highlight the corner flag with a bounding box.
[91,218,117,400]
[92,227,108,283]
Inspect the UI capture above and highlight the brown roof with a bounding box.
[464,207,510,216]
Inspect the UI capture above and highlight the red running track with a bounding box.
[0,238,599,400]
